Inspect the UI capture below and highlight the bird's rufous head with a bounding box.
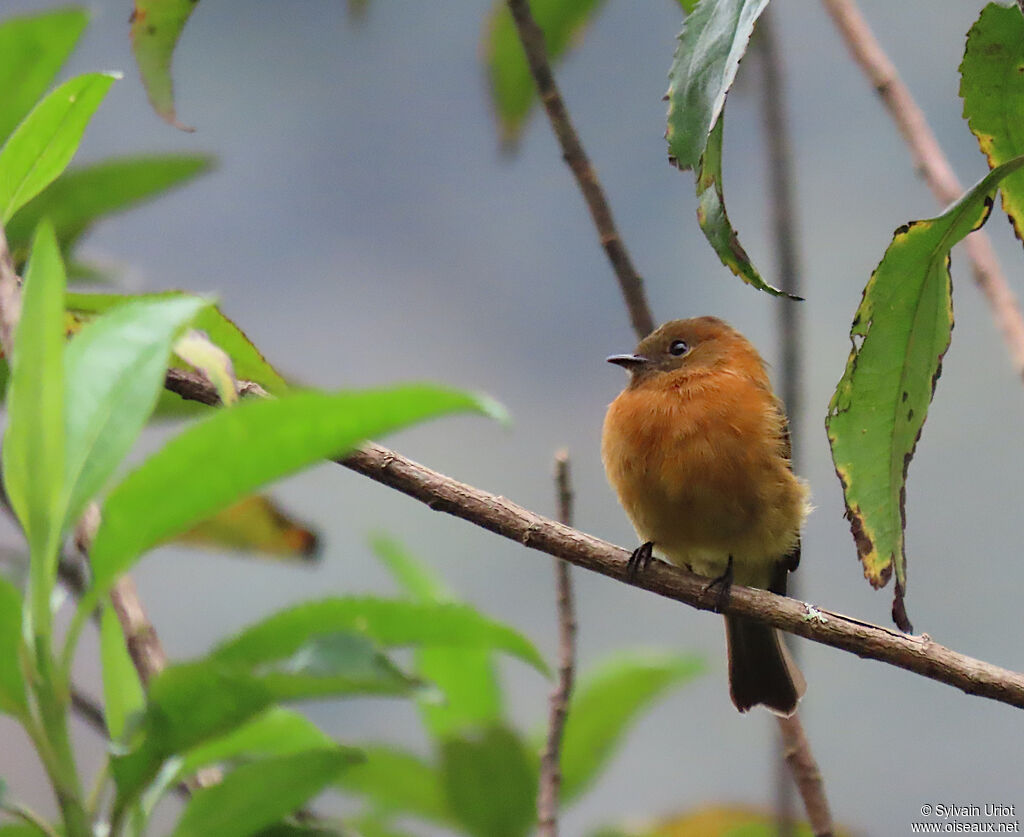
[607,316,765,388]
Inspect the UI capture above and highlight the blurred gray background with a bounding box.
[2,1,1023,834]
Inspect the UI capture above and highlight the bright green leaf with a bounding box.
[0,73,118,223]
[66,291,290,396]
[441,725,537,837]
[0,7,89,143]
[86,385,495,605]
[130,0,200,130]
[169,749,361,837]
[0,575,27,716]
[484,0,605,147]
[372,535,504,735]
[960,3,1024,240]
[336,744,451,825]
[100,603,145,742]
[560,651,704,803]
[63,295,208,527]
[3,221,66,629]
[826,157,1024,630]
[6,154,213,266]
[666,0,787,296]
[211,597,548,677]
[0,826,51,837]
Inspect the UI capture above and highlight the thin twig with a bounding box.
[162,367,1024,710]
[537,450,577,837]
[757,10,828,837]
[777,714,833,837]
[822,0,1024,380]
[503,0,655,340]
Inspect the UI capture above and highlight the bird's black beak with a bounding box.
[606,353,649,370]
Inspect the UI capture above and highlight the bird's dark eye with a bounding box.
[668,339,689,356]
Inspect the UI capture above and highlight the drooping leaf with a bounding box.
[0,73,118,222]
[826,157,1024,631]
[130,0,200,130]
[211,597,548,677]
[0,575,27,717]
[960,3,1024,240]
[6,154,213,267]
[169,749,361,837]
[3,221,66,590]
[66,292,290,396]
[85,385,496,604]
[559,651,704,803]
[372,535,504,735]
[484,0,606,147]
[335,744,452,826]
[176,495,320,560]
[666,0,787,296]
[100,603,145,741]
[0,8,89,143]
[440,726,537,837]
[63,295,207,527]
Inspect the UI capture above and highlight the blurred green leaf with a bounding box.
[176,495,320,560]
[100,603,145,742]
[85,385,496,606]
[0,7,88,143]
[0,826,50,837]
[211,597,548,677]
[336,744,451,826]
[7,154,213,266]
[67,292,291,396]
[3,221,65,573]
[63,295,207,527]
[666,0,786,295]
[0,575,27,717]
[441,725,537,837]
[961,3,1024,240]
[0,73,117,222]
[130,0,200,130]
[826,157,1024,627]
[484,0,605,147]
[560,651,704,803]
[372,535,503,736]
[169,749,361,837]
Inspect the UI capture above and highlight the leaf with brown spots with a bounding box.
[130,0,200,131]
[826,157,1024,631]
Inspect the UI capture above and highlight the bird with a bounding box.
[601,316,809,715]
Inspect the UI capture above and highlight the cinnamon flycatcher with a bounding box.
[602,317,808,715]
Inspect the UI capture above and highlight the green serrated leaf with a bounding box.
[336,744,451,825]
[100,603,145,742]
[666,0,786,296]
[66,292,290,396]
[441,726,537,837]
[212,597,548,677]
[559,651,704,803]
[63,295,208,527]
[85,385,493,606]
[960,2,1024,240]
[0,7,89,143]
[6,154,213,267]
[170,749,361,837]
[131,0,200,130]
[826,156,1024,629]
[0,575,27,717]
[484,0,606,147]
[0,73,118,222]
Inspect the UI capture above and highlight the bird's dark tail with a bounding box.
[725,615,805,716]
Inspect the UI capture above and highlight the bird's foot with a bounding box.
[703,555,734,613]
[626,542,655,581]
